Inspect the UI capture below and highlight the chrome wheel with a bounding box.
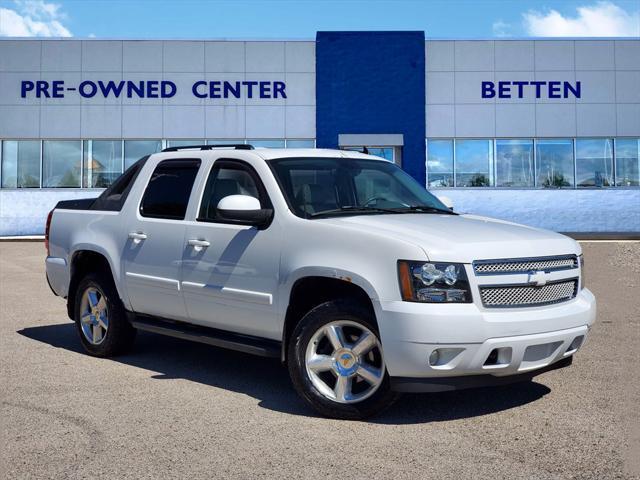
[305,320,385,404]
[79,287,109,345]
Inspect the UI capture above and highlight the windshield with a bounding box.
[268,157,451,219]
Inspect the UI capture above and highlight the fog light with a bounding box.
[428,349,440,366]
[567,335,584,352]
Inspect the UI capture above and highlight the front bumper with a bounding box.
[375,288,596,380]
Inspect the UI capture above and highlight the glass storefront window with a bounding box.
[83,140,123,188]
[535,139,574,188]
[207,139,246,145]
[496,139,534,187]
[427,140,454,187]
[124,140,162,170]
[576,139,613,187]
[247,139,285,148]
[454,140,493,187]
[285,139,315,148]
[615,139,639,187]
[1,141,40,188]
[42,141,82,188]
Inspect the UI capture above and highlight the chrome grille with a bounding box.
[473,255,578,275]
[480,279,578,308]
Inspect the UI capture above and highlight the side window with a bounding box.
[140,159,201,220]
[91,156,148,212]
[198,160,269,222]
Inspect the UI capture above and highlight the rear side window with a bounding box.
[91,156,148,211]
[140,159,201,220]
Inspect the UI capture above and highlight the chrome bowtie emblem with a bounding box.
[527,270,548,287]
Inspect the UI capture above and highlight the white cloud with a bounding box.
[492,20,512,37]
[0,0,72,37]
[523,1,640,37]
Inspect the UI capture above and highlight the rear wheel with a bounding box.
[288,299,399,419]
[74,272,136,357]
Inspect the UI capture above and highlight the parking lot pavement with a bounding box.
[1,241,638,479]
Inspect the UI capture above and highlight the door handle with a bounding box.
[188,239,210,251]
[128,232,147,244]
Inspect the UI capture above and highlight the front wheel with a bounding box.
[288,300,399,419]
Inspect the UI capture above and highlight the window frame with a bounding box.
[139,158,202,221]
[196,158,273,226]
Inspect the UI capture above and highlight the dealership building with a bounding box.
[0,32,639,235]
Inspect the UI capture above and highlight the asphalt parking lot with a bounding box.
[1,241,638,479]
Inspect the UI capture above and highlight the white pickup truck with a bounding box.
[45,145,596,419]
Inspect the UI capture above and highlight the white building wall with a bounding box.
[0,40,316,140]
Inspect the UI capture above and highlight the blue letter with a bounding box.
[51,81,64,98]
[481,81,495,98]
[21,81,35,98]
[565,81,581,98]
[192,81,207,98]
[79,81,97,98]
[98,80,125,98]
[161,81,176,98]
[259,81,271,98]
[209,81,221,99]
[530,81,545,98]
[548,81,561,98]
[274,81,286,99]
[242,81,258,98]
[223,81,240,98]
[498,82,511,98]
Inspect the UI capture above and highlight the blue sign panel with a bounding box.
[315,31,426,184]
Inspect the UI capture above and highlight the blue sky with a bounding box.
[1,0,639,38]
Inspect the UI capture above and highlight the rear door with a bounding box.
[122,158,201,321]
[180,158,283,339]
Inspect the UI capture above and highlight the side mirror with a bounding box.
[216,195,273,228]
[437,195,454,211]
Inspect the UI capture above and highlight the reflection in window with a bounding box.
[43,141,81,188]
[455,140,493,187]
[1,141,40,188]
[427,140,453,187]
[247,139,285,148]
[83,140,123,188]
[615,139,639,187]
[124,140,162,170]
[207,139,246,146]
[535,139,574,188]
[496,140,534,187]
[576,139,613,187]
[285,139,315,148]
[366,147,394,162]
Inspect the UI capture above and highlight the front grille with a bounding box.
[480,278,578,308]
[473,255,578,275]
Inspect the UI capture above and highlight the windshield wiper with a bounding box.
[393,205,457,215]
[309,206,401,218]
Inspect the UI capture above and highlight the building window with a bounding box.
[285,139,315,148]
[615,139,639,187]
[207,139,246,146]
[576,139,613,187]
[1,141,40,188]
[455,140,493,187]
[247,139,285,148]
[83,140,123,188]
[124,140,162,170]
[42,140,82,188]
[535,139,574,188]
[426,139,454,187]
[495,139,534,187]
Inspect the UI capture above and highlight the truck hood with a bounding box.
[320,213,580,263]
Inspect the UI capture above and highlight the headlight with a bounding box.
[398,261,472,303]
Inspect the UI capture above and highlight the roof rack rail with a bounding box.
[161,144,254,152]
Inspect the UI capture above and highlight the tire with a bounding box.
[288,299,399,420]
[74,271,136,357]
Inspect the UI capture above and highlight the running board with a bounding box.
[129,315,281,358]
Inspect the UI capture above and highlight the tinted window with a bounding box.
[140,159,200,220]
[198,161,266,222]
[91,156,148,211]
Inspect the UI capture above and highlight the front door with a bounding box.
[122,158,201,321]
[180,159,282,340]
